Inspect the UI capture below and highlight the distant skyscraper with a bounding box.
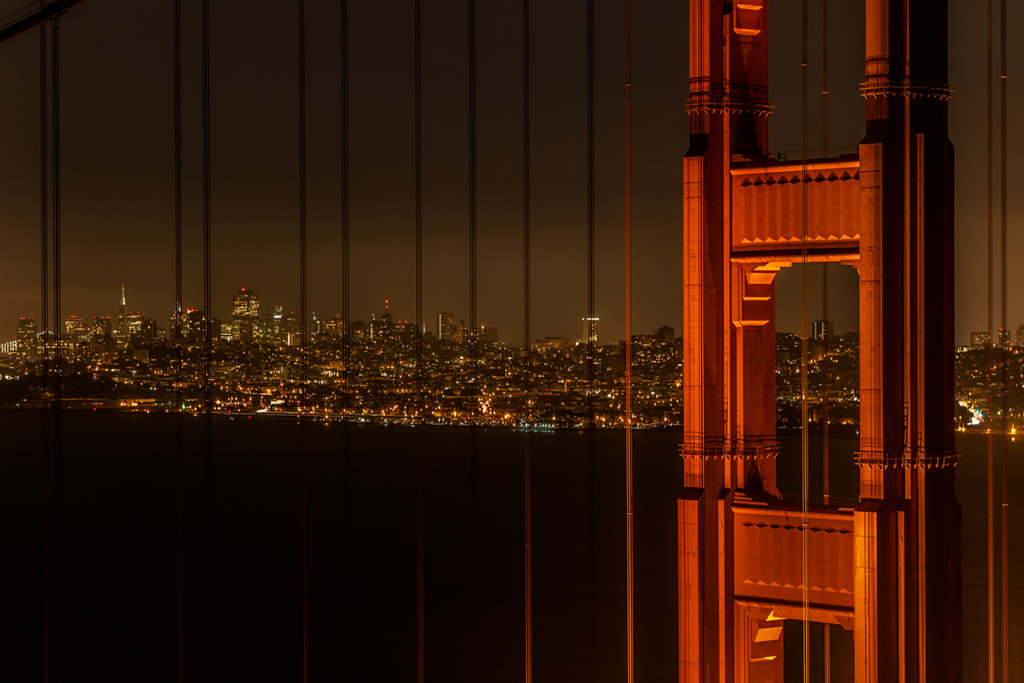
[1016,325,1024,348]
[483,326,499,343]
[127,311,145,342]
[370,300,395,340]
[170,311,181,340]
[232,288,260,344]
[279,311,299,345]
[64,315,89,345]
[92,316,112,340]
[182,309,207,346]
[349,320,367,339]
[17,317,37,356]
[272,305,285,342]
[92,324,118,355]
[139,319,157,344]
[970,331,991,349]
[437,312,454,340]
[117,285,129,348]
[582,317,599,346]
[316,314,344,338]
[811,319,834,343]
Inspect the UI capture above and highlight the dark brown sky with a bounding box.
[0,0,1019,345]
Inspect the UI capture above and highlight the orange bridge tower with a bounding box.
[679,0,961,681]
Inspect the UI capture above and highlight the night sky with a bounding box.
[0,0,1020,345]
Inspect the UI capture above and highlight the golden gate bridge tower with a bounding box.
[680,0,960,681]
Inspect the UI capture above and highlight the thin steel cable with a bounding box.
[624,1,634,680]
[821,299,829,503]
[800,0,810,680]
[586,0,597,680]
[987,0,995,675]
[50,16,62,681]
[821,272,829,499]
[201,0,213,677]
[38,14,51,683]
[414,1,425,681]
[821,4,830,676]
[521,3,532,680]
[0,0,38,25]
[339,1,352,676]
[999,0,1008,677]
[820,0,830,508]
[986,0,996,678]
[297,0,308,679]
[821,0,828,161]
[173,0,184,679]
[467,2,479,680]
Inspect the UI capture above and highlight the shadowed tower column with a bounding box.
[680,1,777,681]
[855,0,960,680]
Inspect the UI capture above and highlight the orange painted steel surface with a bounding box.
[731,498,855,615]
[730,159,860,259]
[680,1,960,681]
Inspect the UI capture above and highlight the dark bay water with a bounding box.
[0,413,1018,681]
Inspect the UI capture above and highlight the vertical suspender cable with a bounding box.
[467,2,479,680]
[999,0,1008,678]
[586,0,597,680]
[38,13,51,683]
[201,0,213,678]
[821,0,828,161]
[339,2,352,676]
[521,3,533,680]
[985,0,995,678]
[820,3,830,678]
[414,1,425,680]
[50,15,62,681]
[800,0,810,681]
[820,0,829,507]
[297,0,309,679]
[173,0,184,679]
[623,1,634,681]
